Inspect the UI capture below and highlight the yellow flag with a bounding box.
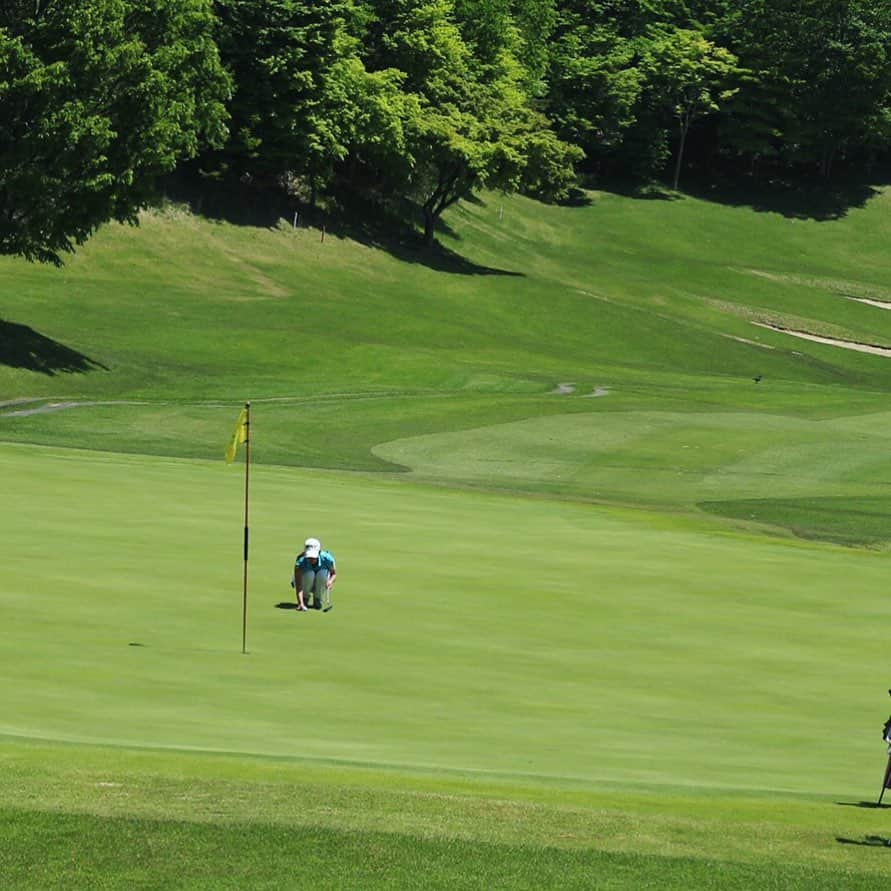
[225,407,248,463]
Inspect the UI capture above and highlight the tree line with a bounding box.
[3,0,890,263]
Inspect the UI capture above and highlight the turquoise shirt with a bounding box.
[296,550,336,572]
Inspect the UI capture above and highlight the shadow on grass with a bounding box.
[837,836,891,847]
[275,602,300,610]
[331,200,524,277]
[162,174,523,277]
[0,319,108,375]
[594,178,681,202]
[683,172,888,221]
[835,801,891,809]
[559,187,595,208]
[597,168,891,221]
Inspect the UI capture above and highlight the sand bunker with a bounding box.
[843,295,891,310]
[754,323,891,357]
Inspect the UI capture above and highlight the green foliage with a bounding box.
[210,0,354,185]
[546,4,644,157]
[359,0,579,242]
[712,0,891,175]
[327,56,419,183]
[8,0,891,259]
[0,0,229,264]
[640,26,738,188]
[507,0,557,93]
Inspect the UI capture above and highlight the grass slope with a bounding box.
[5,190,891,540]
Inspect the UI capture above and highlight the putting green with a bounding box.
[3,443,887,799]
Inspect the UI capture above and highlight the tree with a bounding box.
[211,0,354,190]
[0,0,229,263]
[510,0,557,94]
[641,27,737,189]
[360,0,580,243]
[700,0,891,177]
[409,72,581,242]
[326,55,420,187]
[546,3,643,164]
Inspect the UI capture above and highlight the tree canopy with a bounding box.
[0,0,229,263]
[3,0,891,259]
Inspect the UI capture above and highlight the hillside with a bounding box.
[4,187,891,542]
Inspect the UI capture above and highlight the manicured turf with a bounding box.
[2,442,888,790]
[5,185,891,885]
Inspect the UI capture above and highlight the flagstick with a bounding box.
[242,401,251,655]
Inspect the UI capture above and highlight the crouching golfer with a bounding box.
[292,537,336,612]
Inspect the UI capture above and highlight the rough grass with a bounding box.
[700,496,891,546]
[4,742,891,890]
[6,807,890,890]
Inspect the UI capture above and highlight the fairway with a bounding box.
[5,187,891,886]
[4,442,887,789]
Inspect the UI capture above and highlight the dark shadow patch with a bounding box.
[333,211,523,276]
[595,178,680,202]
[0,320,108,375]
[164,171,290,229]
[275,602,300,610]
[698,496,891,548]
[556,187,595,208]
[835,801,891,809]
[162,172,523,278]
[670,170,889,221]
[593,167,891,221]
[836,836,891,847]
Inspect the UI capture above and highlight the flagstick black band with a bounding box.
[242,401,251,655]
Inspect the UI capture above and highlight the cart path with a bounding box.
[2,383,613,419]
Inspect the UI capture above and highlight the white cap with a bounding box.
[304,537,321,559]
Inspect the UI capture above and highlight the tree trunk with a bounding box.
[422,207,437,245]
[673,119,688,191]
